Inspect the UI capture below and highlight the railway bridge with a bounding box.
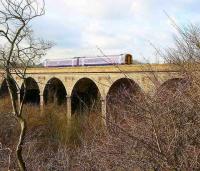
[0,64,182,121]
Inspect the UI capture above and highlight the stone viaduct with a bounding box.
[0,64,182,121]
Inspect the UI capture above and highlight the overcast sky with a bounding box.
[32,0,200,63]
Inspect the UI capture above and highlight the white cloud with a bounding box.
[130,0,151,18]
[31,0,200,63]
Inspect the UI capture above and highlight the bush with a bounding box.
[0,24,200,171]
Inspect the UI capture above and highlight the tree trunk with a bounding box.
[16,116,27,171]
[5,74,27,170]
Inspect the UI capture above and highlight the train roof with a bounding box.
[44,54,129,61]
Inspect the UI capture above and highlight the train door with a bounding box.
[76,57,80,66]
[125,54,132,64]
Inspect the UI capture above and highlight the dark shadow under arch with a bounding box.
[0,78,18,100]
[156,78,190,99]
[71,78,101,115]
[43,77,67,105]
[20,77,40,105]
[106,78,144,125]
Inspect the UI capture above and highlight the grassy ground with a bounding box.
[0,97,104,170]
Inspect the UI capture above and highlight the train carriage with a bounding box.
[43,54,132,67]
[43,58,76,67]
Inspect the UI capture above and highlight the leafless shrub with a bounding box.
[102,24,200,170]
[0,24,200,170]
[0,142,12,170]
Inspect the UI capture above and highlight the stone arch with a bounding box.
[20,77,40,105]
[71,77,101,115]
[0,78,18,100]
[106,78,144,125]
[156,77,190,100]
[43,77,67,105]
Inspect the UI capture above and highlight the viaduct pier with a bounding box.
[0,64,182,121]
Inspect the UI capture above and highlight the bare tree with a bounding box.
[103,24,200,170]
[0,0,52,170]
[20,24,199,171]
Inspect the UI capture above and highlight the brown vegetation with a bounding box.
[0,68,199,170]
[0,23,200,171]
[0,0,52,169]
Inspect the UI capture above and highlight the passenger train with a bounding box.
[43,54,133,67]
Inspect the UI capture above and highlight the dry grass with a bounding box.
[0,77,200,171]
[1,24,200,170]
[0,97,105,170]
[0,80,200,170]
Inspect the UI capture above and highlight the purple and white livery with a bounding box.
[43,54,132,67]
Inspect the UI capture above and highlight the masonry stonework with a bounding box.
[0,64,182,122]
